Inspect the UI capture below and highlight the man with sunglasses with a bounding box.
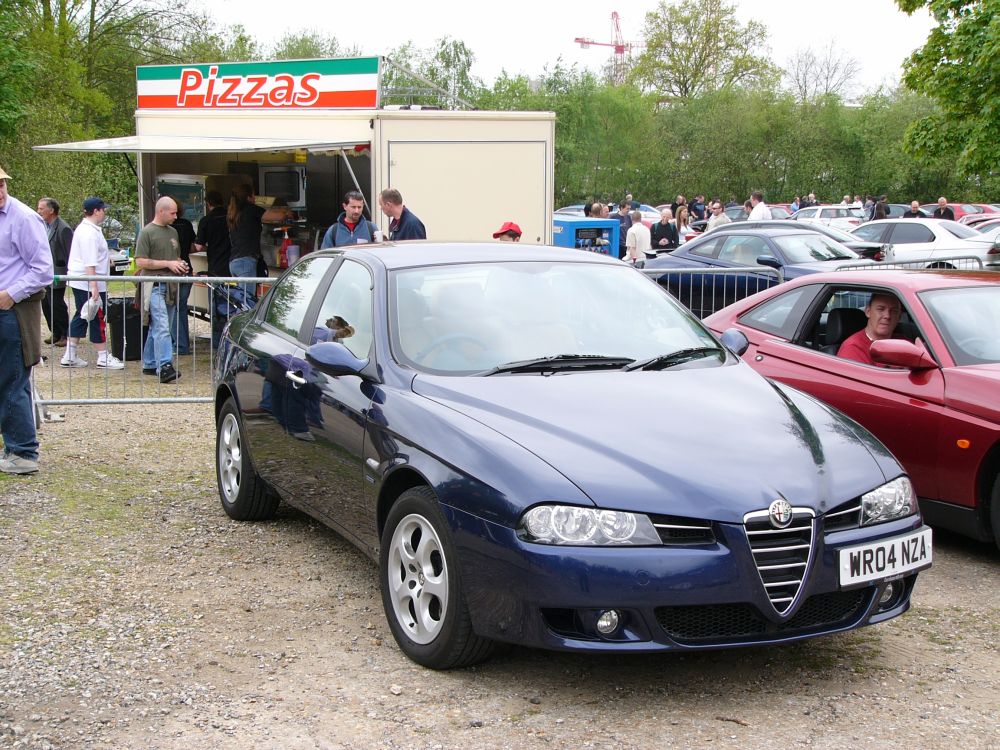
[705,201,732,232]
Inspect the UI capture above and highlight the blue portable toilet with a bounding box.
[552,216,619,256]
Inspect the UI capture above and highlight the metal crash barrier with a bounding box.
[33,274,271,413]
[639,265,784,318]
[835,254,985,272]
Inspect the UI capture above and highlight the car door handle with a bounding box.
[285,370,306,387]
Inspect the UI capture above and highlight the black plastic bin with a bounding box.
[105,297,142,361]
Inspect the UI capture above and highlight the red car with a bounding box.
[704,270,1000,549]
[919,203,995,220]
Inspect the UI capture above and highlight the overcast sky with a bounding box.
[207,0,935,93]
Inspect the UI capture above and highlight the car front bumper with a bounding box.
[445,505,928,652]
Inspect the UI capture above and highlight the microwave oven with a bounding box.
[258,164,306,210]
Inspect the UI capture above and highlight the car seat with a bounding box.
[821,307,867,354]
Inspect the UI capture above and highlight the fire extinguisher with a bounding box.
[278,228,292,269]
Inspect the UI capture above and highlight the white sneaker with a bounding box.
[97,353,125,370]
[60,355,88,368]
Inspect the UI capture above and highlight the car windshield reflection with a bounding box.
[391,262,720,374]
[773,235,857,263]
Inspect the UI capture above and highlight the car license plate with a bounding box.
[839,527,932,586]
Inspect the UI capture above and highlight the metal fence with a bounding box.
[639,266,785,318]
[33,274,269,415]
[835,254,985,272]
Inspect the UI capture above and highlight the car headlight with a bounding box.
[519,505,661,546]
[861,477,916,525]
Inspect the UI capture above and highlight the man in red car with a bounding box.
[837,293,902,365]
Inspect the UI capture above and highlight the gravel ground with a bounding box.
[1,391,999,749]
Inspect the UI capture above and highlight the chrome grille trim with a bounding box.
[743,506,816,615]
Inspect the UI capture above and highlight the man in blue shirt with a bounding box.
[0,165,54,474]
[321,190,380,248]
[379,188,426,241]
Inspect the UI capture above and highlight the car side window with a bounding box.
[718,236,768,264]
[738,286,816,337]
[888,223,935,244]
[852,224,887,242]
[263,257,336,339]
[312,259,374,359]
[687,237,722,258]
[796,208,815,219]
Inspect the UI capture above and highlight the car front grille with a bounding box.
[655,588,871,643]
[744,507,815,614]
[823,497,862,532]
[649,514,715,545]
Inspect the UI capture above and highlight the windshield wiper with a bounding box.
[623,346,724,372]
[482,354,635,376]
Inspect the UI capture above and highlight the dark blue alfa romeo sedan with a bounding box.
[213,243,931,669]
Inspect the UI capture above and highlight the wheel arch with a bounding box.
[977,440,1000,540]
[215,382,236,422]
[377,465,433,541]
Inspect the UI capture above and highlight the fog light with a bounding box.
[879,581,897,605]
[596,609,620,635]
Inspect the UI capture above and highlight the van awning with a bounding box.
[34,134,365,154]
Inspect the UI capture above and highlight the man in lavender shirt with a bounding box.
[0,165,54,475]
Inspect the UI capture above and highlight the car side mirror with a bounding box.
[305,341,369,378]
[869,339,937,371]
[756,255,782,270]
[993,237,1000,250]
[720,328,750,356]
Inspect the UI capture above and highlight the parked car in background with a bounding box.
[214,243,930,668]
[705,270,1000,549]
[792,205,865,231]
[644,227,868,317]
[850,218,1000,269]
[768,204,793,219]
[555,203,658,227]
[919,203,994,220]
[958,212,1000,227]
[709,220,889,261]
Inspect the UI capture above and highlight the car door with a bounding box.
[233,255,338,491]
[737,285,945,501]
[663,235,724,317]
[883,222,938,258]
[281,258,377,549]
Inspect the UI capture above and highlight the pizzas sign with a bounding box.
[137,57,379,110]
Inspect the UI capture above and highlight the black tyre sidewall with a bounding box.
[379,488,468,669]
[216,399,257,520]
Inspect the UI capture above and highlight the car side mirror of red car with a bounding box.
[870,339,937,371]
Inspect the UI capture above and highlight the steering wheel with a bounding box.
[414,333,492,365]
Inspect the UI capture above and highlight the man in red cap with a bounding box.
[492,221,522,242]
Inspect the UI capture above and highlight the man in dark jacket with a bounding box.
[35,197,72,346]
[195,190,232,277]
[932,197,955,221]
[379,188,426,241]
[321,190,380,248]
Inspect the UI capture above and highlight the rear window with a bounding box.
[941,222,980,239]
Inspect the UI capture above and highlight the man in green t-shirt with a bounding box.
[136,197,186,383]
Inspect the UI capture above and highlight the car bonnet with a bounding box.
[411,364,894,523]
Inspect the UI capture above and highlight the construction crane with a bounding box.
[574,12,639,85]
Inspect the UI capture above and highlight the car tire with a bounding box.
[991,475,1000,552]
[379,486,495,669]
[216,398,279,521]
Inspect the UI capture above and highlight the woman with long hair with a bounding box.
[227,184,263,292]
[674,205,691,245]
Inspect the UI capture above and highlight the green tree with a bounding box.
[382,37,481,108]
[630,0,778,101]
[0,3,37,138]
[898,0,1000,175]
[269,30,359,60]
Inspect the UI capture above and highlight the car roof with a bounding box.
[771,269,1000,292]
[318,243,626,271]
[696,226,825,238]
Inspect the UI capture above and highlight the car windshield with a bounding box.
[391,261,720,374]
[772,234,858,262]
[920,286,1000,365]
[815,224,859,243]
[940,221,981,239]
